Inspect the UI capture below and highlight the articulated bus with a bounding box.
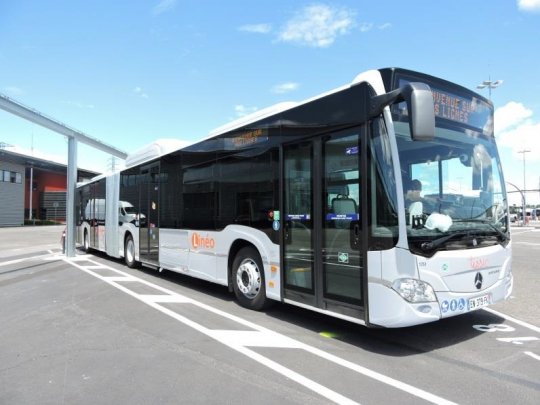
[76,68,512,328]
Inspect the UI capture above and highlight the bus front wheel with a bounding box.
[124,234,138,268]
[232,246,268,310]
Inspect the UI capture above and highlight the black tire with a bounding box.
[232,246,269,310]
[82,230,90,253]
[124,234,139,268]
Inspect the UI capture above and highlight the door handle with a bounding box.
[284,220,292,244]
[350,221,360,250]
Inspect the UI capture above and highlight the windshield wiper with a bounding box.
[420,231,471,252]
[421,220,507,252]
[453,219,507,241]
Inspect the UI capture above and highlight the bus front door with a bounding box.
[283,132,364,318]
[139,163,160,264]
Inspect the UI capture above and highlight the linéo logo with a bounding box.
[191,232,215,249]
[470,257,488,270]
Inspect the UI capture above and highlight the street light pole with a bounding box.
[477,77,503,100]
[518,149,531,225]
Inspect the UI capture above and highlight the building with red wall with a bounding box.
[1,148,98,226]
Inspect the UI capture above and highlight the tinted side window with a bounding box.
[120,167,141,226]
[160,153,182,229]
[216,148,278,239]
[182,151,216,230]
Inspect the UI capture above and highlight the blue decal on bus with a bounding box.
[441,301,449,313]
[287,214,311,220]
[326,213,359,221]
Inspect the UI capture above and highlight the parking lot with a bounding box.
[1,225,538,404]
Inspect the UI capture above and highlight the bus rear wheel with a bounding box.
[232,246,268,310]
[83,230,90,252]
[124,234,138,268]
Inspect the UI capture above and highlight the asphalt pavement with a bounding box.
[0,225,538,405]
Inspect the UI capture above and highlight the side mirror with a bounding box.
[405,83,435,141]
[370,82,435,141]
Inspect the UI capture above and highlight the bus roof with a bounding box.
[205,69,381,139]
[121,69,382,170]
[124,138,193,169]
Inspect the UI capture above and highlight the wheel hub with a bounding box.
[126,240,134,262]
[236,259,261,298]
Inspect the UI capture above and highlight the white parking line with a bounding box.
[513,241,540,246]
[0,252,58,267]
[63,255,457,405]
[524,351,540,361]
[483,308,540,333]
[0,258,30,267]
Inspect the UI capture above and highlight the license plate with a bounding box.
[468,294,490,310]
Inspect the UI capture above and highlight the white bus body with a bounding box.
[76,68,512,327]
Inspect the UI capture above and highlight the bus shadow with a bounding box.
[154,269,236,304]
[81,249,505,356]
[80,249,235,303]
[263,303,506,356]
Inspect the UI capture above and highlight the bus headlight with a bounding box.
[392,278,436,303]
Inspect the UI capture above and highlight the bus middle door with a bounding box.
[139,163,160,265]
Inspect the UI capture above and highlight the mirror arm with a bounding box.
[369,82,435,141]
[369,88,404,117]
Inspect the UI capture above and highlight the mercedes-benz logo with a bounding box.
[474,272,483,290]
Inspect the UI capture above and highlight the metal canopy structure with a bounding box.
[0,93,127,257]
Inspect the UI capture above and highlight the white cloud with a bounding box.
[271,82,299,94]
[499,121,540,160]
[9,145,67,166]
[2,86,24,96]
[62,100,95,109]
[153,0,176,15]
[518,0,540,12]
[359,22,391,32]
[278,4,356,48]
[359,22,373,32]
[133,87,149,99]
[494,101,533,133]
[496,101,540,160]
[238,24,272,34]
[234,104,258,118]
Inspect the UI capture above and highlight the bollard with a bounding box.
[61,229,66,254]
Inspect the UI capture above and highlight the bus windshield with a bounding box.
[392,85,508,256]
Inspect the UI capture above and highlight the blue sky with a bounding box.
[1,0,540,205]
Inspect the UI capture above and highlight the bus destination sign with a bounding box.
[432,87,492,134]
[230,128,268,148]
[397,78,493,135]
[432,89,475,124]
